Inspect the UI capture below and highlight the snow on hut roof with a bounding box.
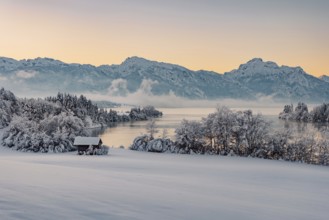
[74,136,102,145]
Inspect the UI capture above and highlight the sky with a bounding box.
[0,0,328,76]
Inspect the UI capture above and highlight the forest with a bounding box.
[0,88,162,153]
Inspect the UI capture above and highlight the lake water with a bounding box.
[93,106,293,148]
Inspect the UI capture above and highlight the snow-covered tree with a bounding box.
[175,119,205,154]
[209,106,236,154]
[311,103,329,122]
[201,113,216,152]
[46,93,162,125]
[279,104,294,120]
[2,111,86,153]
[130,135,176,153]
[129,106,162,121]
[262,128,292,160]
[0,88,19,128]
[244,111,270,156]
[293,102,310,122]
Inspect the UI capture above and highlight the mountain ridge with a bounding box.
[0,56,328,102]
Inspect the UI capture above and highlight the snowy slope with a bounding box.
[0,56,329,102]
[0,145,328,220]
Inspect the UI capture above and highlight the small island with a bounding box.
[279,102,329,122]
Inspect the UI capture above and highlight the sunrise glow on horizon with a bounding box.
[1,0,328,76]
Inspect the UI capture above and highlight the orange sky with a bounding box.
[0,0,328,76]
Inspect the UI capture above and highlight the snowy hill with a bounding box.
[0,146,328,220]
[0,56,329,102]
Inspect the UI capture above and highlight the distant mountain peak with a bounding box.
[120,56,190,72]
[122,56,153,65]
[124,56,149,62]
[226,58,311,77]
[22,57,65,66]
[229,58,280,76]
[245,58,279,68]
[247,58,263,63]
[320,75,329,83]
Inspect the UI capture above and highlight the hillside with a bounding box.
[0,145,328,220]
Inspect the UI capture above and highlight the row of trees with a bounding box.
[131,106,329,166]
[46,93,163,125]
[279,102,329,122]
[172,107,271,157]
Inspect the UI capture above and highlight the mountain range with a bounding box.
[0,56,328,102]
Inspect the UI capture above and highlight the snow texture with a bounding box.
[0,141,328,220]
[73,136,101,145]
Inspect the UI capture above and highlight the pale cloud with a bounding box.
[83,78,284,112]
[137,79,158,95]
[16,70,37,79]
[107,79,129,96]
[0,76,7,81]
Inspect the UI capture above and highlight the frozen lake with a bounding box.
[94,107,293,148]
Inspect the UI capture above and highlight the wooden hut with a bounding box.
[74,136,103,155]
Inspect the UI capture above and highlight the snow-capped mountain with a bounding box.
[0,56,252,99]
[224,58,329,101]
[98,57,253,99]
[0,56,328,102]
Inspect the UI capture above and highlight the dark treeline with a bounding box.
[131,106,329,166]
[0,88,162,153]
[279,102,329,122]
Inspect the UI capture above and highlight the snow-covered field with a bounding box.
[1,145,329,220]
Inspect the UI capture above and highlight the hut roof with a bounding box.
[74,136,102,146]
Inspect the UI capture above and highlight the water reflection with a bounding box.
[91,108,214,148]
[280,120,329,134]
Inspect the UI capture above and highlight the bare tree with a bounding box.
[162,128,169,139]
[146,119,159,140]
